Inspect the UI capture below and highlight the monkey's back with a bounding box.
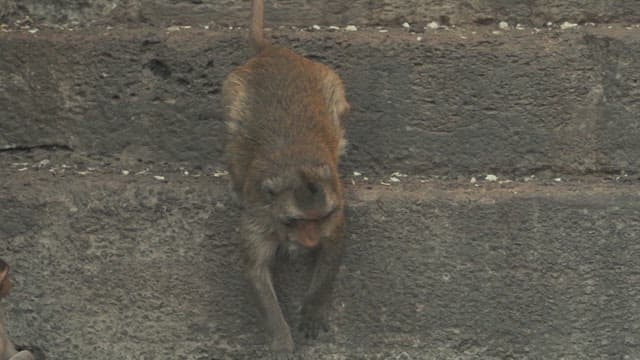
[223,45,348,196]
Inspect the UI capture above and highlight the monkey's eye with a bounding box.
[283,216,297,227]
[307,182,319,195]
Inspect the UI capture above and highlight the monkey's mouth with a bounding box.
[285,220,321,248]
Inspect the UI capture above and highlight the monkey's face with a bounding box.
[261,165,342,248]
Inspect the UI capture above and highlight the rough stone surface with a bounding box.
[1,156,640,359]
[1,27,640,176]
[2,0,640,27]
[1,2,640,359]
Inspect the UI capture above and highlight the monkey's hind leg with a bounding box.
[299,217,345,339]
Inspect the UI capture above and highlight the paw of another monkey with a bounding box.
[298,314,329,339]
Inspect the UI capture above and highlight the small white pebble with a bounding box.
[353,171,362,177]
[389,177,401,183]
[121,170,130,176]
[380,181,391,186]
[378,29,389,33]
[213,170,229,177]
[608,25,613,29]
[426,21,439,30]
[492,30,502,35]
[28,28,38,34]
[402,22,411,29]
[17,167,28,172]
[391,172,408,177]
[499,21,509,29]
[77,171,88,176]
[516,23,525,30]
[554,177,562,182]
[345,25,358,32]
[166,25,181,32]
[328,25,340,31]
[546,22,553,27]
[363,177,369,181]
[312,24,321,30]
[203,25,210,30]
[183,170,189,176]
[485,174,498,182]
[470,177,477,184]
[560,21,578,30]
[416,36,422,41]
[154,175,166,181]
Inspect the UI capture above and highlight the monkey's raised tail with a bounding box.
[249,0,268,54]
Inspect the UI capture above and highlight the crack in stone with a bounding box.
[0,144,73,153]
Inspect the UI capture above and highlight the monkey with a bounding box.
[221,0,350,358]
[0,259,35,360]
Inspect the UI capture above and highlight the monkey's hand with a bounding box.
[10,350,35,360]
[268,332,295,360]
[299,308,329,339]
[269,351,296,360]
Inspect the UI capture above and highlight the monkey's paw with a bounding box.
[299,314,329,339]
[268,350,296,360]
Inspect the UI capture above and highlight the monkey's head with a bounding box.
[257,163,342,248]
[0,259,11,298]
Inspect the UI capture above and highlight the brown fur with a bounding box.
[222,1,349,358]
[0,260,34,360]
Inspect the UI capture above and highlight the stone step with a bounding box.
[3,0,640,28]
[1,158,639,359]
[2,26,640,177]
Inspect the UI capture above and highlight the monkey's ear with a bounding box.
[261,179,277,199]
[320,69,350,126]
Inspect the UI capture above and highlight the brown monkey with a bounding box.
[222,0,350,358]
[0,260,35,360]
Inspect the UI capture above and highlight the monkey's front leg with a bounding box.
[242,218,295,359]
[299,216,345,339]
